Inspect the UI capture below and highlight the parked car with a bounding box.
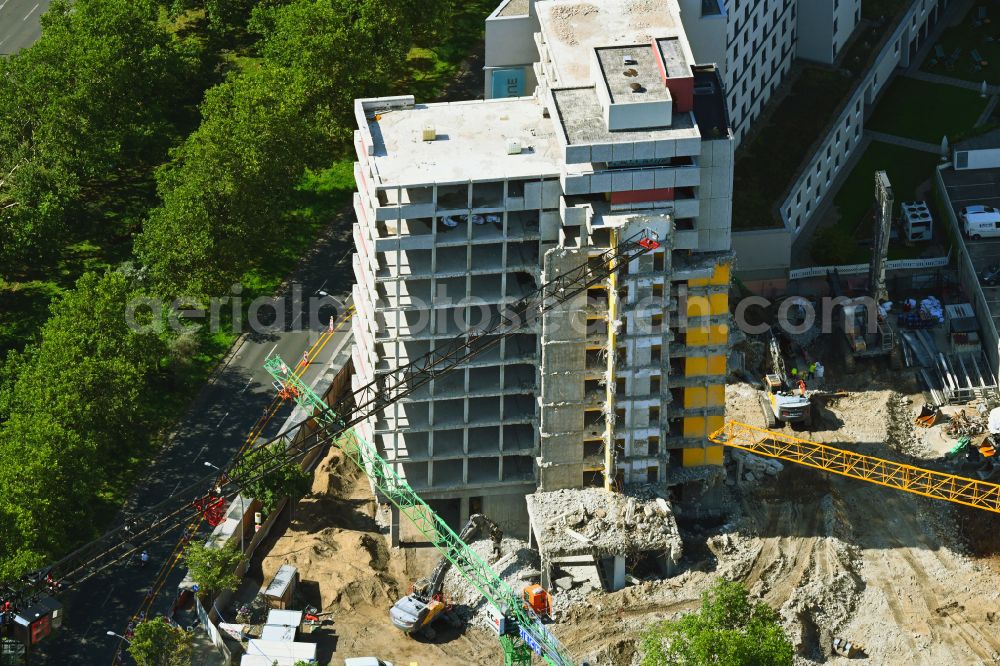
[981,262,1000,286]
[961,205,1000,240]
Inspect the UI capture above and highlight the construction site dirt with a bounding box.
[248,362,1000,665]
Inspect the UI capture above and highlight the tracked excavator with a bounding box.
[759,329,812,428]
[389,514,503,639]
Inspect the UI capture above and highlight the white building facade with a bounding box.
[352,0,734,538]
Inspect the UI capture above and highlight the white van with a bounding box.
[961,205,1000,239]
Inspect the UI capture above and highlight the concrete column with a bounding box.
[460,496,471,525]
[611,555,626,591]
[540,553,551,590]
[390,504,400,548]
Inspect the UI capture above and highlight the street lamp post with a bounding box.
[106,630,130,644]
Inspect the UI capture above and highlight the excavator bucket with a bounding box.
[915,404,938,428]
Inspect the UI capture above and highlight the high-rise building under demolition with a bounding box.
[351,0,733,539]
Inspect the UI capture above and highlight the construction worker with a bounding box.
[140,550,149,568]
[808,362,816,379]
[301,350,309,366]
[798,379,807,397]
[815,361,825,382]
[790,367,798,378]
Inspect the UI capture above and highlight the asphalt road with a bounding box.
[31,226,356,664]
[0,0,49,55]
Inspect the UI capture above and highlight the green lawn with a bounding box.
[922,4,1000,85]
[866,76,988,143]
[810,141,942,264]
[734,67,853,230]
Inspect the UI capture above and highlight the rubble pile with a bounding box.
[441,537,539,626]
[730,449,783,484]
[526,488,683,560]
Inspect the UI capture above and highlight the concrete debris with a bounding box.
[732,449,783,479]
[555,576,575,591]
[526,488,683,560]
[441,537,538,628]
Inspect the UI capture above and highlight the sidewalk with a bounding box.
[864,129,942,154]
[907,69,1000,94]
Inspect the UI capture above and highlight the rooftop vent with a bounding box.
[506,138,522,155]
[623,68,639,77]
[622,55,637,66]
[629,82,645,93]
[421,125,436,141]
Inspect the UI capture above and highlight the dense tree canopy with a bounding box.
[640,579,794,666]
[0,0,190,278]
[137,63,328,296]
[0,271,165,578]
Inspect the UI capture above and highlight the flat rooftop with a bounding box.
[536,0,682,87]
[365,98,561,187]
[497,0,530,17]
[550,86,698,145]
[656,37,690,79]
[597,45,671,104]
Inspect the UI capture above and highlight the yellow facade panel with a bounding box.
[709,293,728,315]
[707,355,727,375]
[683,416,705,438]
[685,356,708,376]
[687,326,710,346]
[683,448,706,466]
[707,385,725,406]
[687,295,711,318]
[710,263,731,285]
[709,324,729,346]
[707,415,725,434]
[685,387,707,408]
[705,445,724,465]
[688,276,709,287]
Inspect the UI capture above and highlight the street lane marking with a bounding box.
[23,3,39,20]
[217,410,229,427]
[192,444,207,463]
[265,343,278,360]
[239,376,253,394]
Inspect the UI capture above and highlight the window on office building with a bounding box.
[894,38,900,54]
[855,8,860,23]
[835,130,841,144]
[806,201,811,214]
[826,145,832,161]
[855,99,861,114]
[833,18,838,35]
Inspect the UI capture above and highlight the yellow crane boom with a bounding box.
[709,421,1000,514]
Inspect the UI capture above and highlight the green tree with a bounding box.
[639,579,793,666]
[137,63,326,296]
[0,0,190,277]
[234,442,311,513]
[0,270,166,579]
[183,540,244,596]
[128,617,194,666]
[250,0,415,136]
